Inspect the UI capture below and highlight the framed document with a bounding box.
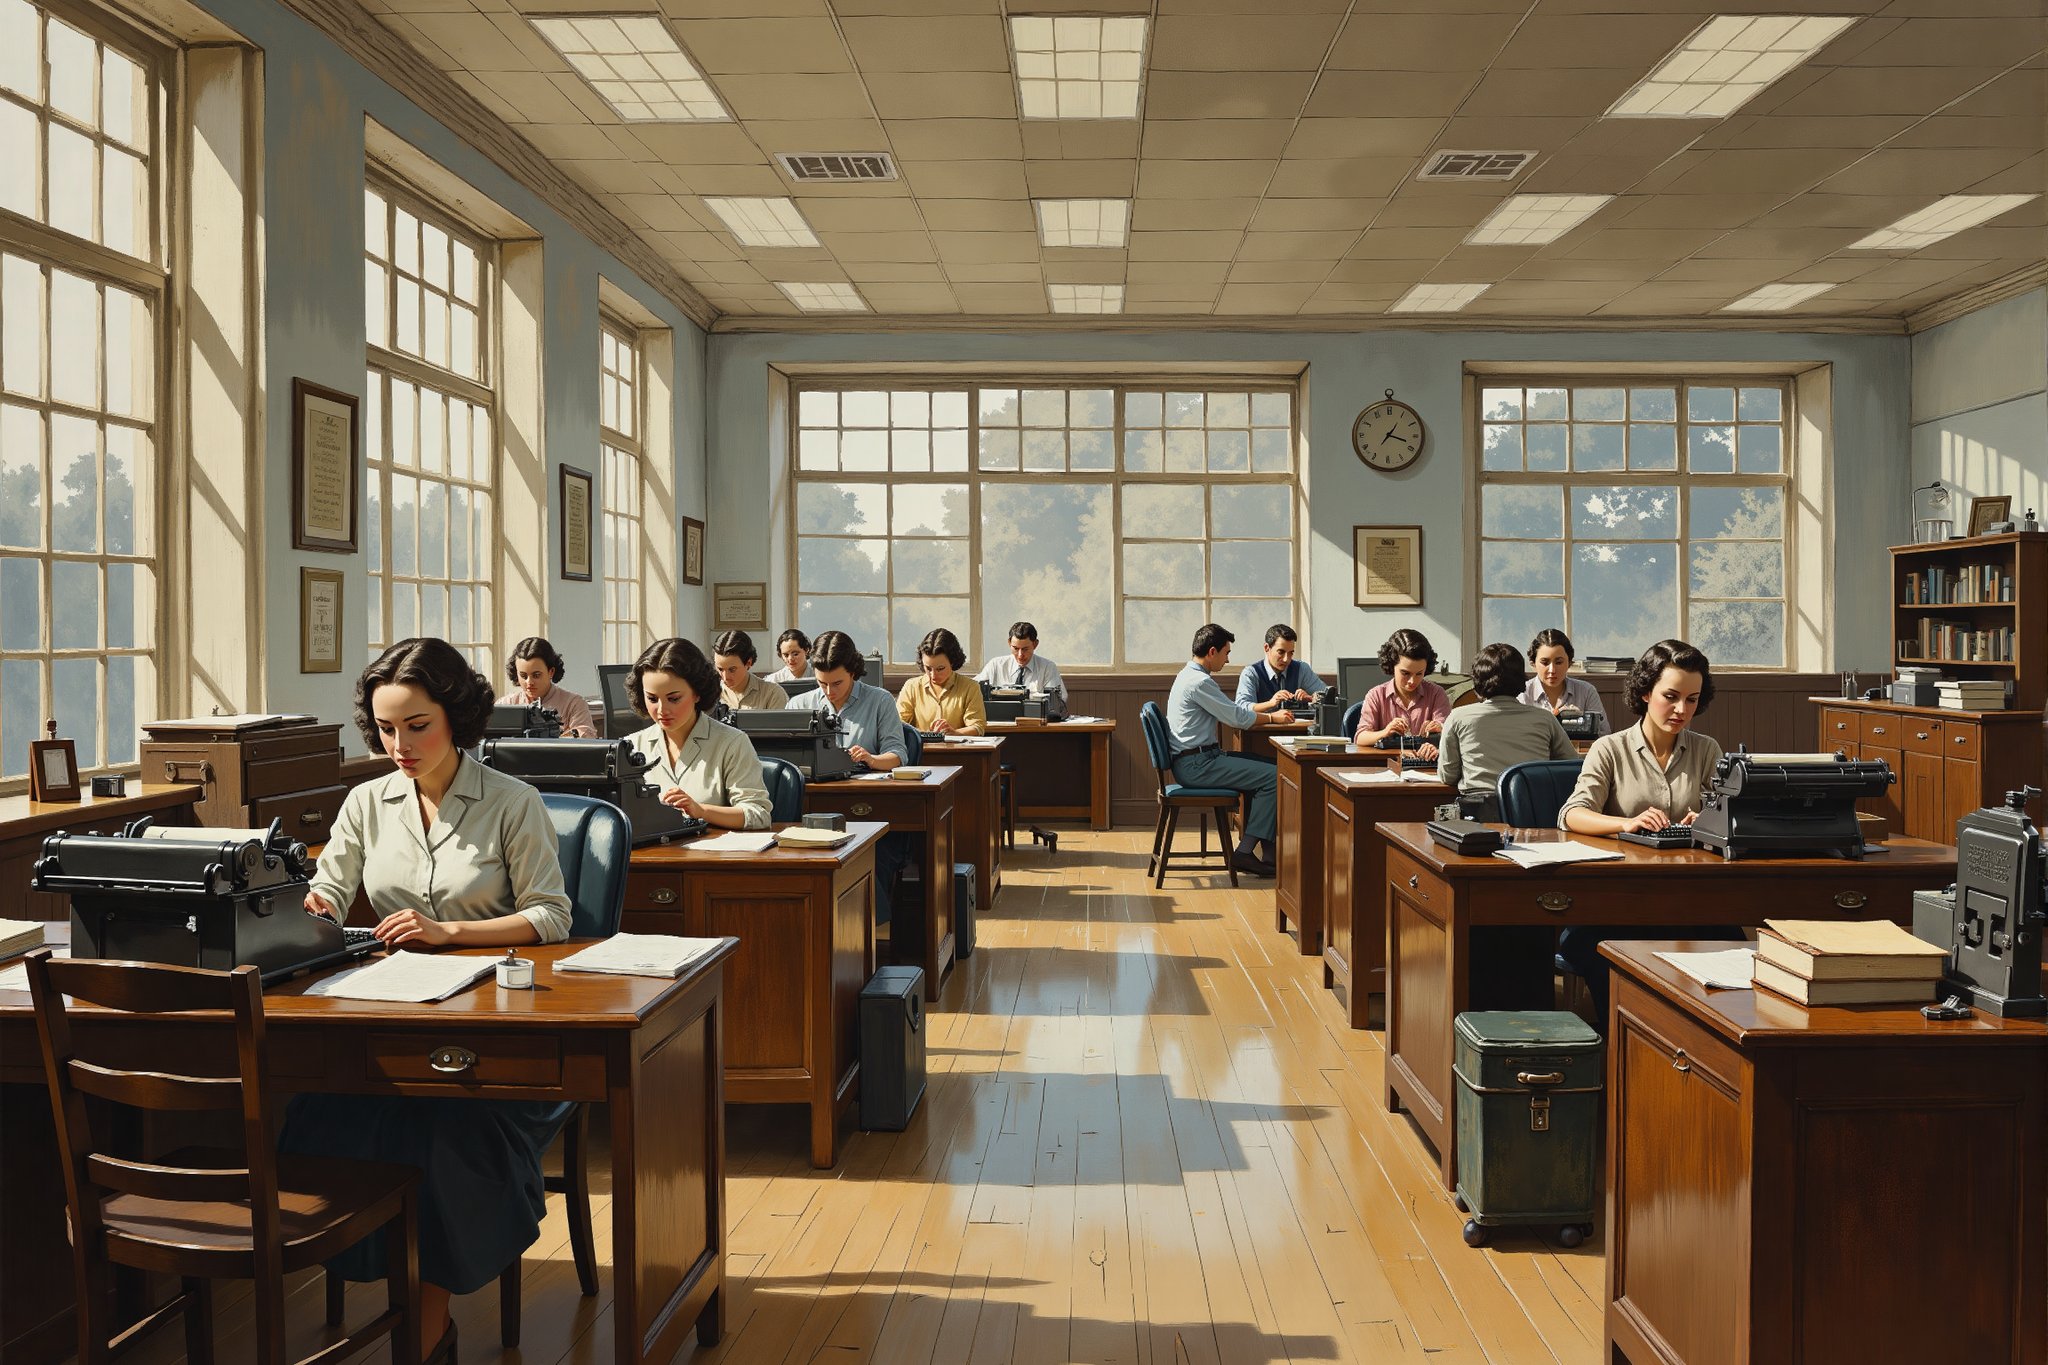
[291,378,360,553]
[1354,525,1423,607]
[1967,494,2011,537]
[681,516,705,586]
[560,464,594,582]
[29,720,81,803]
[300,567,344,674]
[713,581,767,630]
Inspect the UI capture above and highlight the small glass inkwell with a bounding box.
[496,947,534,989]
[1912,481,1955,544]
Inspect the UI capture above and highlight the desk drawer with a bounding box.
[1857,714,1902,748]
[367,1033,561,1087]
[246,784,347,845]
[1937,718,1980,762]
[244,750,341,801]
[1817,707,1858,749]
[1386,848,1435,909]
[625,870,686,912]
[1897,718,1947,757]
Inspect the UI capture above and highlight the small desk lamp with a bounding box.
[1911,480,1955,543]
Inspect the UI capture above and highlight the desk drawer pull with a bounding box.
[162,759,213,783]
[648,886,676,905]
[1834,891,1867,910]
[1833,722,1848,731]
[1870,725,1887,736]
[1915,731,1930,741]
[1954,734,1968,745]
[428,1046,477,1074]
[1672,1049,1690,1074]
[1408,875,1419,889]
[299,809,324,826]
[851,801,874,818]
[1537,892,1573,914]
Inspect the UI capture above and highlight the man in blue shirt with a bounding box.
[1167,623,1293,877]
[1234,623,1326,710]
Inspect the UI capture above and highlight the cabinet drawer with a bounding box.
[1817,707,1859,748]
[367,1032,562,1086]
[245,783,346,843]
[625,870,686,912]
[241,725,344,764]
[244,750,342,801]
[1898,718,1946,756]
[1938,718,1980,762]
[1858,713,1903,747]
[1386,848,1435,908]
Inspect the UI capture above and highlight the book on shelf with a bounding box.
[1756,919,1948,982]
[1751,959,1939,1007]
[1903,618,2016,663]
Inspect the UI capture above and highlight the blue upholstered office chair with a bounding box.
[1341,700,1364,740]
[1497,759,1583,829]
[902,723,923,766]
[1139,701,1239,888]
[760,754,805,823]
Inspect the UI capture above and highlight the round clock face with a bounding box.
[1353,399,1425,472]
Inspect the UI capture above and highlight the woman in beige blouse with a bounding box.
[286,637,574,1363]
[626,637,772,831]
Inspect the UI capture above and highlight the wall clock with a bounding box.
[1353,389,1425,473]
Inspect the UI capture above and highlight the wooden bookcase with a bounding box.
[1889,531,2047,712]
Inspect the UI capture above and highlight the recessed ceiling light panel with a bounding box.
[1846,194,2038,251]
[529,15,728,122]
[1464,194,1612,246]
[1009,15,1147,119]
[1047,283,1124,314]
[1035,199,1130,248]
[1723,282,1836,311]
[1607,15,1856,118]
[702,197,819,249]
[776,281,867,312]
[1388,283,1491,313]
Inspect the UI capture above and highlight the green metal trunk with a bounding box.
[1452,1010,1602,1247]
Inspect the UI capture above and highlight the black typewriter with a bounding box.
[1618,825,1696,850]
[479,738,708,846]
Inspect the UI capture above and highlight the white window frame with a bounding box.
[788,377,1301,668]
[599,312,643,665]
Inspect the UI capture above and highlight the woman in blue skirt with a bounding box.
[285,637,573,1362]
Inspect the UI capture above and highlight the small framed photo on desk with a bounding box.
[1967,494,2010,537]
[30,721,81,802]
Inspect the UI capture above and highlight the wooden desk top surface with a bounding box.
[0,783,202,841]
[1378,822,1956,879]
[1603,939,2047,1048]
[1,928,740,1028]
[629,821,886,870]
[1324,769,1450,794]
[807,765,960,793]
[985,719,1115,734]
[917,736,1007,754]
[1806,696,2045,723]
[1273,738,1386,764]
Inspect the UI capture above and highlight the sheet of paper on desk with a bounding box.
[0,942,66,992]
[304,952,495,1002]
[555,934,723,978]
[1492,840,1626,869]
[1654,947,1757,990]
[852,770,896,781]
[1063,716,1105,724]
[1357,768,1437,784]
[691,830,777,852]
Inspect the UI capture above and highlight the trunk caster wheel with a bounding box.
[1462,1220,1487,1247]
[1557,1224,1588,1249]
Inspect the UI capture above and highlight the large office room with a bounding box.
[1,0,2045,1362]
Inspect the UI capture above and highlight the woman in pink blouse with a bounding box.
[499,636,598,737]
[1352,628,1450,761]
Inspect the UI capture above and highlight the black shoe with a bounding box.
[1230,850,1276,878]
[425,1321,457,1365]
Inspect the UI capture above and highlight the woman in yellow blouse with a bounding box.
[898,627,987,735]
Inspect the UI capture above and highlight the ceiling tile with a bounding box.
[1345,226,1467,258]
[928,231,1041,262]
[1037,255,1128,284]
[900,161,1030,198]
[663,163,789,195]
[1127,261,1229,284]
[404,13,533,70]
[1247,198,1384,231]
[1228,260,1336,282]
[866,71,1016,119]
[1281,118,1443,160]
[886,119,1025,161]
[1215,282,1316,312]
[1137,159,1277,198]
[1505,257,1657,282]
[1491,14,1704,69]
[1658,148,1868,195]
[950,284,1049,312]
[837,15,1010,71]
[1145,70,1319,120]
[801,199,930,232]
[1562,228,1731,259]
[736,119,891,154]
[1370,196,1498,228]
[626,124,767,163]
[1132,198,1261,230]
[1128,230,1248,260]
[845,262,948,282]
[713,74,875,120]
[917,200,1036,232]
[1814,147,2036,196]
[1323,14,1509,70]
[1765,66,2009,117]
[1834,17,2047,66]
[856,283,960,311]
[613,193,700,232]
[1889,115,2047,151]
[1151,15,1347,70]
[1025,160,1141,196]
[944,262,1043,282]
[1695,115,1919,151]
[1264,156,1413,198]
[1303,70,1479,118]
[1237,230,1357,260]
[1459,68,1646,117]
[1143,120,1295,160]
[1326,257,1441,283]
[520,125,623,162]
[1609,194,1781,229]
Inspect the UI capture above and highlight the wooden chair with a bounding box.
[1498,759,1593,1016]
[1138,702,1239,888]
[25,949,421,1365]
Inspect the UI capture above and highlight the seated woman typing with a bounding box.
[625,637,771,830]
[768,628,812,684]
[1520,628,1610,736]
[499,635,597,737]
[285,637,574,1363]
[712,629,790,712]
[898,627,987,736]
[1556,638,1727,1020]
[1438,643,1577,821]
[1352,628,1450,761]
[787,630,907,771]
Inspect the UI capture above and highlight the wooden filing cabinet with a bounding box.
[1813,699,2042,843]
[138,720,347,844]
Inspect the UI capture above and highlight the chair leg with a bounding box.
[72,1244,110,1365]
[1156,806,1181,887]
[563,1105,598,1297]
[251,1269,288,1365]
[181,1277,214,1365]
[1197,811,1209,855]
[1221,805,1239,887]
[1147,806,1169,877]
[500,1260,522,1348]
[324,1268,344,1326]
[386,1191,422,1365]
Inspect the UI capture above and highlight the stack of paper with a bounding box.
[1491,841,1626,870]
[0,919,46,962]
[304,952,496,1002]
[0,942,63,992]
[690,831,777,853]
[889,767,932,781]
[555,934,724,979]
[1653,947,1758,990]
[776,826,853,849]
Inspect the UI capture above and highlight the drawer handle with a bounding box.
[1915,731,1930,741]
[649,886,676,905]
[428,1046,477,1074]
[162,759,213,783]
[1672,1049,1690,1074]
[1834,722,1847,731]
[1871,726,1886,736]
[1835,891,1867,910]
[1515,1070,1564,1087]
[851,801,874,818]
[1954,735,1967,745]
[1407,874,1419,889]
[299,809,323,826]
[1537,891,1573,914]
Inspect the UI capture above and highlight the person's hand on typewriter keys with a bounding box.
[1417,741,1439,762]
[305,890,340,922]
[1677,809,1698,825]
[1619,807,1672,834]
[931,718,956,734]
[1423,718,1445,736]
[659,785,706,818]
[373,908,453,950]
[1269,709,1294,725]
[848,743,874,765]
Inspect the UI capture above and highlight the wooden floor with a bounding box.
[127,830,1605,1365]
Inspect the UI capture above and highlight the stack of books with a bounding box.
[0,919,45,962]
[1579,656,1630,674]
[1934,680,2007,711]
[1752,918,1947,1007]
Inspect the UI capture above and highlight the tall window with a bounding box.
[1476,379,1793,668]
[364,182,495,670]
[792,382,1297,666]
[0,0,163,782]
[599,320,642,664]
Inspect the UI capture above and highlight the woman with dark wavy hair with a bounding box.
[284,637,573,1362]
[1351,627,1449,759]
[499,635,597,737]
[623,637,771,830]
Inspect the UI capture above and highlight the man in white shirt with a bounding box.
[974,620,1066,712]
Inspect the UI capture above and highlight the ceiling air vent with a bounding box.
[776,152,899,183]
[1416,150,1536,182]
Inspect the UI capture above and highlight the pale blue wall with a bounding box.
[708,327,1910,672]
[1911,287,2048,521]
[190,0,708,725]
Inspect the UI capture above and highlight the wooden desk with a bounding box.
[0,932,738,1365]
[1273,741,1408,955]
[804,767,958,1001]
[1602,940,2045,1365]
[1377,823,1958,1189]
[1227,718,1310,761]
[985,720,1114,829]
[1317,770,1450,1024]
[917,737,1004,905]
[0,783,201,919]
[625,824,884,1168]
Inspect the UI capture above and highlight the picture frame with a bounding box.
[681,516,705,587]
[291,378,360,553]
[713,581,768,630]
[1967,494,2012,538]
[560,464,594,582]
[1354,525,1423,607]
[29,720,81,803]
[300,567,344,674]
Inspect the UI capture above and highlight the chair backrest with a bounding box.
[541,793,630,937]
[1138,701,1175,794]
[901,723,923,766]
[26,951,283,1260]
[759,754,805,823]
[1341,700,1364,739]
[1498,759,1585,829]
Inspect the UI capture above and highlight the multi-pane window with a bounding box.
[793,383,1298,667]
[599,321,642,664]
[1476,380,1792,668]
[0,0,162,783]
[364,183,494,670]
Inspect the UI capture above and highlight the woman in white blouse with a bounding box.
[625,637,772,831]
[285,637,574,1363]
[1520,628,1611,736]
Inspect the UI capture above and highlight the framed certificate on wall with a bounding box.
[1355,525,1423,607]
[713,581,767,630]
[560,464,594,581]
[292,378,359,553]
